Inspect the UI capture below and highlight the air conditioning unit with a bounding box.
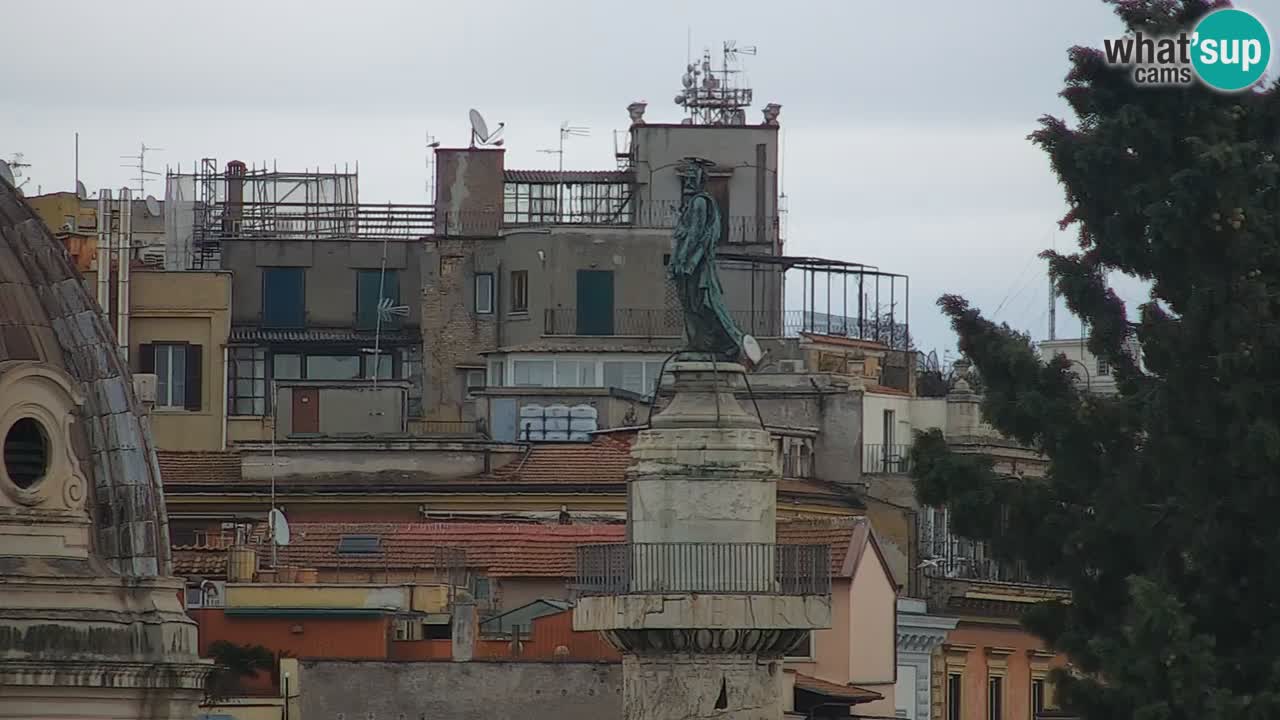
[133,373,157,404]
[777,359,805,373]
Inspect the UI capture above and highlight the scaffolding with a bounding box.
[165,159,435,269]
[717,253,911,350]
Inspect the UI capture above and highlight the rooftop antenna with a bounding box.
[425,131,440,201]
[3,154,31,190]
[469,109,505,148]
[673,41,756,125]
[120,142,163,195]
[547,122,589,218]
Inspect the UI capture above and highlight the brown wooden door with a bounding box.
[292,388,320,434]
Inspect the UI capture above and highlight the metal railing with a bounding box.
[419,419,483,436]
[918,537,1055,586]
[432,209,780,246]
[863,444,913,474]
[542,308,791,338]
[575,542,831,596]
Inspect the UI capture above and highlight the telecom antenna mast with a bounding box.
[674,41,757,125]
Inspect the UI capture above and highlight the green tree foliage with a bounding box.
[203,640,276,705]
[911,2,1280,718]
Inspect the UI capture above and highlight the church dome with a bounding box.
[0,177,170,576]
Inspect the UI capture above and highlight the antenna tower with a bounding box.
[120,142,164,195]
[674,41,757,125]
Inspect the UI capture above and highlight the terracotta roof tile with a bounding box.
[504,169,633,183]
[494,434,634,485]
[157,451,242,486]
[791,672,883,703]
[172,546,229,578]
[254,518,861,577]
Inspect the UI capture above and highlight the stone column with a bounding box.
[576,361,832,720]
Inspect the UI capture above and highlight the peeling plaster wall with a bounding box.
[300,660,621,720]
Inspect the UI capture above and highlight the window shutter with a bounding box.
[184,344,203,411]
[138,343,156,373]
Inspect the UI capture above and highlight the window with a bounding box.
[466,369,486,392]
[262,267,305,328]
[306,355,362,380]
[356,269,400,330]
[472,576,491,601]
[423,623,452,640]
[604,360,664,396]
[784,631,813,660]
[228,347,266,415]
[1032,679,1046,718]
[140,343,202,411]
[513,360,555,387]
[273,353,302,380]
[489,360,506,387]
[510,270,528,313]
[503,182,559,225]
[154,344,187,408]
[988,675,1004,720]
[475,273,494,314]
[185,585,204,608]
[364,354,393,379]
[556,360,597,387]
[947,673,962,720]
[1096,356,1110,376]
[337,534,381,555]
[401,348,423,417]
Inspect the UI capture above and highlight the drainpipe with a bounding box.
[221,345,230,450]
[117,188,132,360]
[96,189,111,319]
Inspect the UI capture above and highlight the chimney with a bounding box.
[223,160,247,236]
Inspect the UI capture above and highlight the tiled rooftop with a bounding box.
[157,451,242,486]
[237,518,865,578]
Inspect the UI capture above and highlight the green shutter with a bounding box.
[357,270,399,330]
[576,270,614,335]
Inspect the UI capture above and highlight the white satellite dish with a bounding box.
[144,195,160,217]
[469,109,489,142]
[742,334,763,366]
[0,160,13,187]
[75,180,88,199]
[469,108,505,147]
[268,508,291,546]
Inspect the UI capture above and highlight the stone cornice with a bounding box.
[0,660,212,691]
[897,630,950,653]
[985,646,1017,658]
[943,642,976,655]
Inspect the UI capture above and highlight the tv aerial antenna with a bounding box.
[120,142,163,195]
[537,122,589,218]
[469,109,505,148]
[1,154,31,190]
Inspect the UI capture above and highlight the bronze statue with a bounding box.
[669,157,759,365]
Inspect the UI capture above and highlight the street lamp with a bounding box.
[1067,359,1092,392]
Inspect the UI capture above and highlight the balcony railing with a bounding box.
[863,444,912,474]
[918,537,1054,586]
[419,419,484,436]
[575,542,831,596]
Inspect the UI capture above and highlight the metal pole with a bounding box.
[270,380,278,569]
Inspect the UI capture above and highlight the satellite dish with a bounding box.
[469,109,490,142]
[268,508,290,546]
[0,160,12,187]
[76,180,88,199]
[144,195,160,217]
[742,335,763,366]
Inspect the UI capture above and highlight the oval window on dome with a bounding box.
[4,417,49,490]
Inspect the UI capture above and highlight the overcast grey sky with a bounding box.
[6,1,1274,353]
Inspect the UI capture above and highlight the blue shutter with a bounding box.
[262,268,305,328]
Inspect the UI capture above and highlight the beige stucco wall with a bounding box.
[849,544,898,717]
[84,269,231,451]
